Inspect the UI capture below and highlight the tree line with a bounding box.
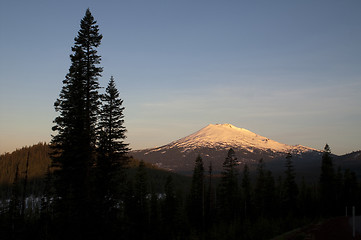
[0,9,360,240]
[1,144,360,239]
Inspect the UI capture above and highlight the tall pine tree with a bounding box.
[188,155,205,232]
[218,148,239,221]
[283,152,298,215]
[50,8,103,238]
[96,76,129,221]
[319,144,335,216]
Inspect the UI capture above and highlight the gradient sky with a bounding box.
[1,0,360,155]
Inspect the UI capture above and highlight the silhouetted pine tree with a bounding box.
[253,158,277,218]
[188,155,205,232]
[8,164,21,238]
[95,76,129,232]
[50,8,102,238]
[218,149,239,221]
[319,144,335,216]
[283,152,298,215]
[20,152,29,218]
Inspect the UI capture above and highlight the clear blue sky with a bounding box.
[1,0,360,155]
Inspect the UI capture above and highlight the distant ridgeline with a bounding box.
[0,143,190,198]
[0,143,51,197]
[1,142,361,191]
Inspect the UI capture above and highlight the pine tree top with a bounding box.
[75,8,102,48]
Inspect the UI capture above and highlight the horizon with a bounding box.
[1,1,361,156]
[1,122,358,156]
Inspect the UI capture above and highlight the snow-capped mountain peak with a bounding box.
[164,123,314,153]
[131,123,321,172]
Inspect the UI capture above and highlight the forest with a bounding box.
[1,9,360,240]
[1,142,360,239]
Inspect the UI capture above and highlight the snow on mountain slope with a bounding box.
[131,123,322,173]
[145,123,316,154]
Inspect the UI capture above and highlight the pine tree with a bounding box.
[50,8,103,237]
[319,144,335,216]
[96,76,129,226]
[188,155,205,232]
[98,76,129,161]
[283,152,298,215]
[20,151,29,218]
[219,149,239,221]
[8,163,21,238]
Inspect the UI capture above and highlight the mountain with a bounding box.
[0,143,191,198]
[131,124,323,174]
[334,150,361,177]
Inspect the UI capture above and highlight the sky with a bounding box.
[0,0,360,155]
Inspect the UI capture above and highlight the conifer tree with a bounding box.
[319,144,335,216]
[96,76,129,222]
[50,8,103,237]
[219,149,239,220]
[283,152,298,215]
[188,155,205,231]
[20,151,29,218]
[9,164,21,236]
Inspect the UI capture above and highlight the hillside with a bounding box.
[0,143,51,197]
[0,143,190,198]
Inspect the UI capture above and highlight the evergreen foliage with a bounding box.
[283,152,298,215]
[8,164,21,237]
[0,143,50,198]
[1,141,361,240]
[188,155,205,232]
[2,8,361,240]
[50,8,103,238]
[219,149,239,221]
[95,76,129,234]
[319,144,335,215]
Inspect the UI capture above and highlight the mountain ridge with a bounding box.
[146,123,319,154]
[131,123,322,173]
